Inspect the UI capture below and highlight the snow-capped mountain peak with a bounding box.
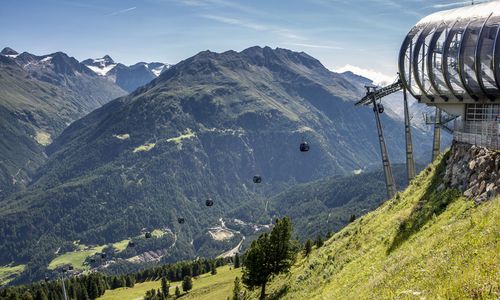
[1,47,20,58]
[81,55,117,76]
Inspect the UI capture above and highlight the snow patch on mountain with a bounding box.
[86,64,117,76]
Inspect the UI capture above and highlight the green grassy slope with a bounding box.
[98,265,241,300]
[0,264,25,286]
[263,154,499,299]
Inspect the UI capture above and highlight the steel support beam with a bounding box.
[432,107,442,161]
[371,91,397,199]
[403,87,416,180]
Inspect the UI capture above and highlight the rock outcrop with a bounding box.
[443,142,500,204]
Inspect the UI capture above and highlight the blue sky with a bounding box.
[0,0,481,83]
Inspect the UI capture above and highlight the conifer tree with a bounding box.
[161,276,169,298]
[242,217,295,300]
[304,239,313,256]
[210,261,217,275]
[234,253,240,268]
[182,276,193,293]
[315,234,324,248]
[175,286,181,298]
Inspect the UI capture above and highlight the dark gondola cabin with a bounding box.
[178,218,185,224]
[206,199,214,207]
[373,103,384,113]
[128,241,135,247]
[100,253,107,259]
[145,232,152,239]
[300,141,310,152]
[378,103,384,113]
[253,175,262,183]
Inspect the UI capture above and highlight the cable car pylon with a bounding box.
[356,79,407,198]
[432,107,442,161]
[403,87,416,180]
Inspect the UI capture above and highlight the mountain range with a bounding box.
[0,48,170,201]
[0,46,440,284]
[81,55,169,92]
[0,47,126,199]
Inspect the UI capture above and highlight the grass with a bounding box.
[48,239,130,270]
[98,265,242,300]
[263,153,500,299]
[133,143,156,153]
[166,128,196,144]
[151,229,166,238]
[0,264,26,286]
[48,245,105,270]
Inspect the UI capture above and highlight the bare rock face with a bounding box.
[443,142,500,204]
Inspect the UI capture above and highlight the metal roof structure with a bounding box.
[398,1,500,105]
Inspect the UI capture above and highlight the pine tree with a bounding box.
[315,235,324,248]
[160,276,169,298]
[234,253,240,268]
[182,276,193,293]
[34,288,48,300]
[349,214,356,223]
[175,286,181,298]
[232,276,248,300]
[125,275,135,288]
[304,239,313,256]
[210,261,217,275]
[242,217,295,300]
[21,291,34,300]
[89,281,99,299]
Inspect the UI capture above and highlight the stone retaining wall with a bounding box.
[442,142,500,204]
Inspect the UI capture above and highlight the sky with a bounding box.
[0,0,485,84]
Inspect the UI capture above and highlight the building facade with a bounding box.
[399,1,500,149]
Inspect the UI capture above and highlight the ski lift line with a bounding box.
[355,80,404,106]
[356,85,397,199]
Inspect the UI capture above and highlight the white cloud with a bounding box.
[334,64,396,86]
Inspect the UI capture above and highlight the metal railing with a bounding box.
[454,120,500,150]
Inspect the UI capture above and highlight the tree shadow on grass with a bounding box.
[387,154,460,254]
[266,284,289,300]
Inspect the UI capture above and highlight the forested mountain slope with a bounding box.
[0,46,435,284]
[0,50,126,199]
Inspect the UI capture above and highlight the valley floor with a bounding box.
[98,265,241,300]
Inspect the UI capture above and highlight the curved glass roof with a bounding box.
[399,1,500,102]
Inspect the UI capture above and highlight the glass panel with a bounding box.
[462,19,483,94]
[400,25,425,97]
[478,17,499,95]
[428,24,449,96]
[413,25,434,97]
[444,19,468,95]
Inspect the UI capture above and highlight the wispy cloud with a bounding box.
[201,14,309,41]
[107,6,136,16]
[289,43,342,50]
[431,1,486,8]
[177,0,265,16]
[202,15,268,31]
